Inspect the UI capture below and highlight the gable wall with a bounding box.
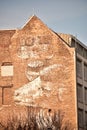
[0,16,77,129]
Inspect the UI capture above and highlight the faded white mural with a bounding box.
[17,36,53,60]
[14,36,67,106]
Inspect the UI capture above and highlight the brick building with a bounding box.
[0,15,87,130]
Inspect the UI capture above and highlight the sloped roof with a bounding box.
[22,15,44,30]
[0,15,86,51]
[21,15,58,37]
[58,33,87,49]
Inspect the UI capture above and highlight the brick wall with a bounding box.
[0,15,77,129]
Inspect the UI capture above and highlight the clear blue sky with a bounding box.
[0,0,87,45]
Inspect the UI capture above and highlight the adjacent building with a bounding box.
[0,15,87,130]
[58,33,87,130]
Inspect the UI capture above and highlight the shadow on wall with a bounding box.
[0,105,74,130]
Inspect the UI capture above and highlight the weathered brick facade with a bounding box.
[0,15,77,129]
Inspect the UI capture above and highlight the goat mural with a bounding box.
[14,36,67,107]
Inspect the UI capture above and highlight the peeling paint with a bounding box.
[40,64,61,75]
[58,88,67,101]
[14,63,62,105]
[28,60,44,68]
[17,45,29,59]
[14,77,42,102]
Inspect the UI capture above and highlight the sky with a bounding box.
[0,0,87,45]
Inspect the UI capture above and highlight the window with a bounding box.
[85,87,87,104]
[0,85,13,105]
[83,48,87,59]
[1,62,13,76]
[77,84,83,102]
[84,64,87,81]
[78,109,84,128]
[76,43,83,56]
[71,38,75,47]
[77,59,82,78]
[85,111,87,128]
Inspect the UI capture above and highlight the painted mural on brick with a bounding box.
[14,35,67,106]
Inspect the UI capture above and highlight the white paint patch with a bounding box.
[36,109,55,129]
[15,77,41,95]
[43,82,52,91]
[45,54,54,60]
[28,60,44,68]
[14,77,43,103]
[58,88,67,101]
[26,71,39,81]
[14,63,62,105]
[40,64,61,75]
[17,45,29,59]
[28,50,39,59]
[1,65,13,76]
